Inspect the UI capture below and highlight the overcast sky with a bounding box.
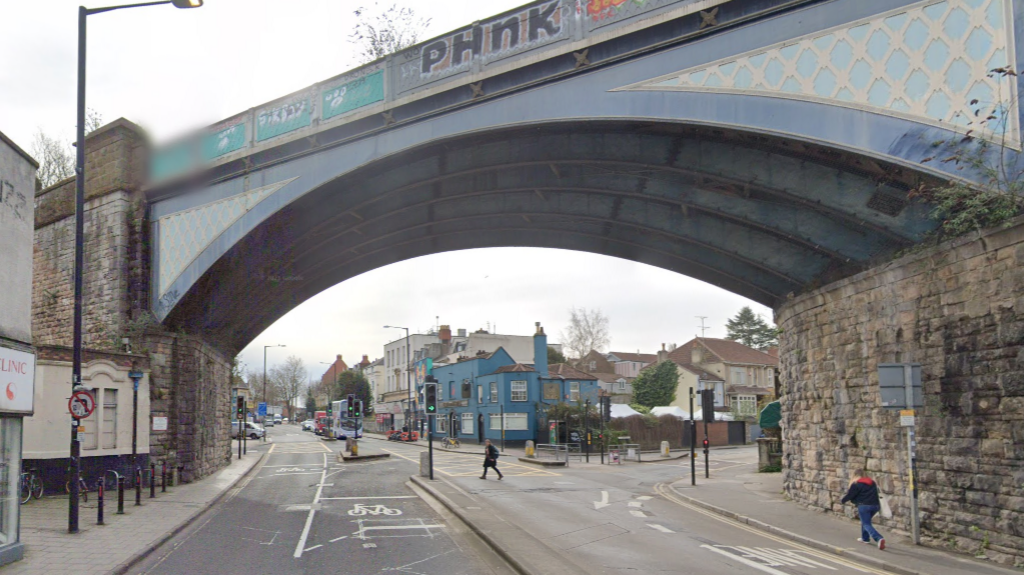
[2,0,773,380]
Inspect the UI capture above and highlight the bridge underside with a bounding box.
[162,120,941,353]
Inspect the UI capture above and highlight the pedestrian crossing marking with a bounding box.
[269,442,334,454]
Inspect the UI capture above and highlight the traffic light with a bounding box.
[702,438,709,451]
[347,394,356,416]
[326,402,332,417]
[236,396,244,420]
[424,381,437,415]
[701,389,715,422]
[353,400,362,418]
[601,396,611,422]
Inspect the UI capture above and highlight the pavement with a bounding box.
[7,447,264,575]
[662,449,1020,575]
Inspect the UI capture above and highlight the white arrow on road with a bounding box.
[593,491,610,510]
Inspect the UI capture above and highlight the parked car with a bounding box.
[282,417,289,423]
[231,421,265,439]
[263,418,274,427]
[302,420,315,431]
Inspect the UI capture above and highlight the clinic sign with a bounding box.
[0,346,35,415]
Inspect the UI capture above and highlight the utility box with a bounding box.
[878,363,923,409]
[661,441,670,457]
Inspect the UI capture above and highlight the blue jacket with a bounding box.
[841,477,880,506]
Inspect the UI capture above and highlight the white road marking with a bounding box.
[720,547,838,570]
[381,550,455,572]
[348,503,402,516]
[630,510,647,518]
[593,491,610,510]
[303,544,322,552]
[637,496,652,501]
[316,483,335,487]
[293,453,328,558]
[363,543,377,548]
[320,495,416,500]
[330,535,348,543]
[648,524,675,533]
[628,501,644,508]
[702,545,790,575]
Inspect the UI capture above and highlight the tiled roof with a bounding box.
[493,363,535,373]
[609,352,657,363]
[587,372,623,383]
[545,363,598,380]
[668,338,778,367]
[674,362,723,381]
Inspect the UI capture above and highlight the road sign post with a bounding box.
[424,377,437,480]
[878,363,923,545]
[690,388,696,486]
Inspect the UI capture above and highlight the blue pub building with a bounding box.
[427,323,599,446]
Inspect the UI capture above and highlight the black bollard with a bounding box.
[97,478,104,525]
[150,463,156,498]
[135,468,141,506]
[117,475,125,515]
[161,461,167,493]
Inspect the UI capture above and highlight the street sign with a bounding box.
[247,401,255,410]
[878,363,923,409]
[900,410,916,427]
[153,416,168,431]
[258,402,267,416]
[68,390,96,418]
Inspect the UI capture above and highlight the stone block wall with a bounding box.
[145,331,232,482]
[776,219,1024,566]
[30,118,231,484]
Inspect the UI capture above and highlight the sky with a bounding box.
[1,0,773,381]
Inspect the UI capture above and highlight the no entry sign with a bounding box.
[68,390,96,419]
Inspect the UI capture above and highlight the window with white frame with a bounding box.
[490,381,497,403]
[478,385,484,403]
[436,416,448,433]
[510,380,528,402]
[461,412,474,435]
[102,389,118,449]
[489,413,528,430]
[732,395,757,417]
[588,361,596,370]
[696,381,726,407]
[729,367,746,385]
[569,381,580,402]
[618,381,626,392]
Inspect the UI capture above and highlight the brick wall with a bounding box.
[776,219,1024,566]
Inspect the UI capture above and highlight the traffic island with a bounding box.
[338,451,390,462]
[517,457,565,467]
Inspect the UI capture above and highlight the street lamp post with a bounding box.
[69,0,203,535]
[263,344,285,441]
[384,326,410,431]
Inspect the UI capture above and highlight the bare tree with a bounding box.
[349,3,431,64]
[560,307,610,360]
[32,109,104,189]
[271,355,307,419]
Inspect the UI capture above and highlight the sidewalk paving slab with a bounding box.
[5,450,264,575]
[666,463,1021,575]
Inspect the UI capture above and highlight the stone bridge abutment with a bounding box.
[776,219,1024,564]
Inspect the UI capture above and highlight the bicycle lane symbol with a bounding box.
[348,504,402,516]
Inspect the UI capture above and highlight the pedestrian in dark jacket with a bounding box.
[841,470,885,550]
[480,439,503,480]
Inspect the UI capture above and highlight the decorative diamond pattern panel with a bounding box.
[619,0,1018,143]
[157,177,298,295]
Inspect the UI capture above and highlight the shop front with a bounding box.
[0,343,34,566]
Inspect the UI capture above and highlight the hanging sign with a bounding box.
[0,346,35,415]
[68,390,96,419]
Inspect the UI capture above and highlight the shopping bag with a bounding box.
[879,493,893,519]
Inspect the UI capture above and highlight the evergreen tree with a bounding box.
[547,346,567,365]
[725,306,779,350]
[631,361,678,408]
[336,371,373,414]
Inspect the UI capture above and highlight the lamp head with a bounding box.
[171,0,203,8]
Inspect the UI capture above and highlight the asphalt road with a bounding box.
[377,440,895,575]
[135,425,505,575]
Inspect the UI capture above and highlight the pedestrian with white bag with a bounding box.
[841,470,887,550]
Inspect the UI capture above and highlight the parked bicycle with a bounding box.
[441,436,461,450]
[66,475,89,503]
[20,468,43,504]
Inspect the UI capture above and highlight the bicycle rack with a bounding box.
[106,470,124,515]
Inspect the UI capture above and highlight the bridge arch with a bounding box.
[157,119,942,354]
